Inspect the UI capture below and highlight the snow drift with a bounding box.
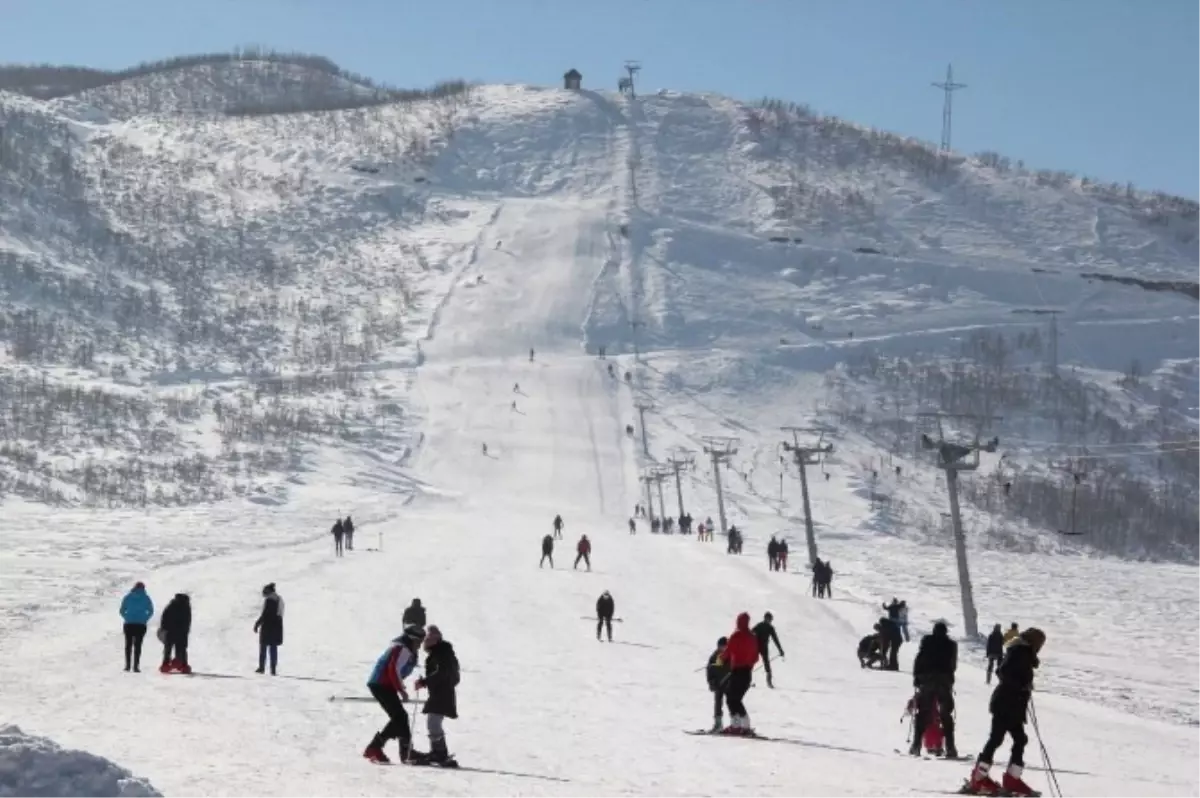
[0,725,161,797]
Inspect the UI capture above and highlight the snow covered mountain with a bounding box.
[0,55,1196,796]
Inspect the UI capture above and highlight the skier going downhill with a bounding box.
[119,581,154,672]
[158,593,192,674]
[706,636,730,732]
[909,621,959,759]
[985,624,1004,684]
[574,535,592,571]
[752,612,785,688]
[595,591,615,641]
[553,514,564,540]
[718,612,760,735]
[363,625,425,764]
[540,534,554,568]
[965,628,1047,797]
[402,598,427,629]
[412,624,460,767]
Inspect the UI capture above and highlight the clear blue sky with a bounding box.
[3,0,1196,198]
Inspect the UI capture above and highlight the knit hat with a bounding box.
[1022,627,1046,652]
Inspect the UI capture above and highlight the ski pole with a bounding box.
[408,686,422,745]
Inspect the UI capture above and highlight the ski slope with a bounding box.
[0,83,1197,796]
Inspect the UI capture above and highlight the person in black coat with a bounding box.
[159,593,192,673]
[540,534,554,568]
[706,636,730,732]
[909,621,959,758]
[596,591,615,641]
[413,625,460,765]
[969,628,1046,796]
[343,516,355,551]
[332,519,345,557]
[985,624,1004,684]
[752,612,785,688]
[254,583,285,675]
[402,598,426,629]
[881,599,904,669]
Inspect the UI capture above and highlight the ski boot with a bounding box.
[159,661,172,674]
[908,740,922,757]
[363,745,390,765]
[961,761,1001,796]
[1001,764,1041,797]
[399,739,425,765]
[710,715,724,733]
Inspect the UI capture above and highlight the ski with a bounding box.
[684,729,773,741]
[894,748,974,761]
[371,759,569,783]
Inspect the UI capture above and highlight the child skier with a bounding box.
[412,625,460,767]
[706,636,730,731]
[965,628,1047,796]
[363,626,425,764]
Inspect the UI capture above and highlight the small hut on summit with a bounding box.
[563,69,582,90]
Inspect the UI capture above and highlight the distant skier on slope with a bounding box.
[332,518,345,557]
[778,539,789,571]
[965,628,1046,797]
[344,516,355,551]
[159,593,192,674]
[529,348,535,362]
[553,514,564,540]
[363,625,425,764]
[595,591,615,641]
[119,581,154,673]
[254,583,284,675]
[909,621,959,759]
[985,624,1004,684]
[706,636,730,732]
[482,442,488,456]
[412,624,460,767]
[574,535,592,571]
[540,534,554,568]
[767,537,779,571]
[898,600,910,642]
[402,598,426,629]
[752,612,785,689]
[717,612,760,735]
[628,517,636,534]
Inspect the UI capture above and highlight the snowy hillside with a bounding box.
[0,60,1196,796]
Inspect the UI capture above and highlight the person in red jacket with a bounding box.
[574,535,592,571]
[718,612,760,735]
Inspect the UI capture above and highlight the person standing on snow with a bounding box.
[402,598,427,629]
[898,600,911,642]
[766,537,779,571]
[332,518,345,557]
[1002,622,1021,647]
[811,558,824,597]
[909,621,959,758]
[778,540,789,571]
[985,624,1004,684]
[343,516,355,551]
[595,591,615,642]
[412,624,460,766]
[717,612,760,735]
[364,625,425,764]
[752,612,785,688]
[159,593,192,674]
[540,534,554,569]
[706,636,730,732]
[119,581,154,672]
[529,348,535,362]
[254,583,284,675]
[628,517,636,535]
[574,535,592,571]
[553,514,564,540]
[966,628,1046,797]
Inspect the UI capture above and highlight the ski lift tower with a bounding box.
[623,61,641,99]
[701,436,739,537]
[666,448,696,520]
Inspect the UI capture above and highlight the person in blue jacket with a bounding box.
[363,625,426,764]
[119,582,154,672]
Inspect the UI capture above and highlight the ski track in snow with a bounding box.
[0,84,1196,796]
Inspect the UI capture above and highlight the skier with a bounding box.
[574,534,592,571]
[811,558,824,597]
[482,442,488,456]
[966,628,1047,797]
[158,593,192,674]
[595,591,615,641]
[402,598,427,629]
[540,534,554,568]
[412,624,460,766]
[651,517,661,533]
[767,536,779,571]
[511,400,517,411]
[898,600,911,642]
[628,517,636,535]
[778,539,789,571]
[717,612,760,735]
[752,612,785,688]
[254,583,284,675]
[119,581,154,672]
[529,348,535,362]
[985,623,1004,684]
[706,636,730,732]
[553,514,564,540]
[344,516,355,551]
[882,598,904,670]
[363,625,425,764]
[513,382,520,393]
[905,691,947,756]
[332,518,345,558]
[608,363,615,377]
[909,621,959,758]
[821,560,835,598]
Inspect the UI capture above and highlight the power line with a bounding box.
[931,64,966,153]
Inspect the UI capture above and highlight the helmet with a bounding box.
[764,611,774,622]
[717,636,728,648]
